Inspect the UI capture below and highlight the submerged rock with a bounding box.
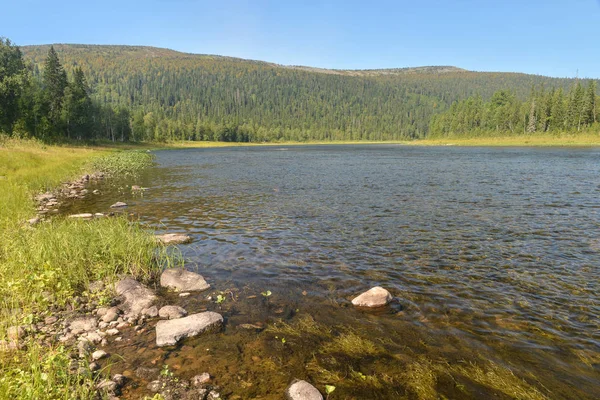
[351,286,392,308]
[110,201,128,208]
[285,380,323,400]
[115,277,157,318]
[159,305,188,320]
[155,233,193,245]
[68,213,94,220]
[190,372,211,387]
[160,269,210,292]
[155,311,223,347]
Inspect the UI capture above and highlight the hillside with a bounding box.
[20,44,585,141]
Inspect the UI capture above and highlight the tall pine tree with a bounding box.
[42,46,68,132]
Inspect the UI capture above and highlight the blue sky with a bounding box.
[3,0,600,78]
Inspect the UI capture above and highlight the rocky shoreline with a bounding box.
[7,169,396,400]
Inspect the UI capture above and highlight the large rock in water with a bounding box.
[155,233,192,245]
[160,269,210,292]
[156,312,223,347]
[115,277,157,317]
[351,286,392,308]
[285,380,323,400]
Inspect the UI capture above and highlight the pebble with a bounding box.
[92,350,108,361]
[106,328,119,336]
[191,372,211,386]
[110,201,128,208]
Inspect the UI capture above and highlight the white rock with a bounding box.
[159,305,188,320]
[285,380,323,400]
[155,233,192,245]
[351,286,392,308]
[101,307,120,323]
[92,350,108,360]
[106,328,119,336]
[110,201,128,208]
[160,269,210,292]
[155,312,223,347]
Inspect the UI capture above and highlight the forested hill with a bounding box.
[20,44,586,141]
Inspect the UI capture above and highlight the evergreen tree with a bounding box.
[42,46,68,132]
[62,67,93,139]
[0,37,26,133]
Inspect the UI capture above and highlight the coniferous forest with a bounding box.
[1,39,598,143]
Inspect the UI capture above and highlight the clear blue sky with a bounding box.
[3,0,600,78]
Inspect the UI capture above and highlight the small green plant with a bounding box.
[215,294,226,304]
[325,384,336,399]
[160,364,173,378]
[261,290,272,297]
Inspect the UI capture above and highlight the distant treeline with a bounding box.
[0,39,131,141]
[2,38,599,142]
[429,82,598,137]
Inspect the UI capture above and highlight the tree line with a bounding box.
[429,81,598,137]
[2,38,598,142]
[0,38,131,141]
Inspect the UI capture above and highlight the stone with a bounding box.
[92,350,108,360]
[101,307,120,323]
[159,305,188,320]
[69,317,97,332]
[110,201,128,208]
[155,312,223,347]
[191,373,211,387]
[160,269,210,292]
[89,362,100,372]
[285,380,323,400]
[96,307,109,317]
[44,316,58,325]
[155,233,193,245]
[7,326,24,340]
[88,280,105,293]
[351,286,392,308]
[147,380,162,392]
[35,192,55,202]
[86,332,103,344]
[96,379,117,393]
[112,374,126,388]
[27,217,41,226]
[106,328,119,336]
[115,277,156,318]
[77,339,92,358]
[131,185,143,191]
[208,391,221,400]
[68,213,94,220]
[142,305,159,317]
[136,367,159,380]
[179,292,191,297]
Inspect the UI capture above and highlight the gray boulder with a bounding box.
[155,233,192,245]
[69,317,97,332]
[159,305,188,320]
[160,269,210,292]
[115,277,156,318]
[155,312,223,347]
[285,380,323,400]
[351,286,392,308]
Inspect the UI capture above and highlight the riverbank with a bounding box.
[0,139,180,398]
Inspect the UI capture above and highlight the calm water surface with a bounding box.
[67,145,600,399]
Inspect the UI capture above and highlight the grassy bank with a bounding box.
[411,133,600,147]
[0,138,177,399]
[160,133,600,149]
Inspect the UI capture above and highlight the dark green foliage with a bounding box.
[0,37,26,133]
[429,81,599,137]
[19,44,589,142]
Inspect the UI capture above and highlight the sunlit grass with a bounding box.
[413,132,600,147]
[0,138,179,399]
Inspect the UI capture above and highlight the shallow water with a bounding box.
[65,145,600,399]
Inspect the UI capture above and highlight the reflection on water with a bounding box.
[65,145,600,399]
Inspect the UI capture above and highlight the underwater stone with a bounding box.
[285,380,323,400]
[351,286,392,308]
[160,269,210,292]
[110,201,128,208]
[159,305,188,320]
[155,311,223,347]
